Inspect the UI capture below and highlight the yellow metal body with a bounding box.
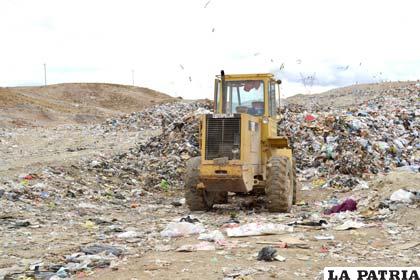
[199,73,293,193]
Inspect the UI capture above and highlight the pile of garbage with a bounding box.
[279,84,420,178]
[91,85,419,190]
[87,100,212,190]
[102,100,212,132]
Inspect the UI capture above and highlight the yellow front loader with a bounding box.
[185,71,297,212]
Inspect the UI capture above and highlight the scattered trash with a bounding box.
[257,236,309,249]
[10,220,31,228]
[288,220,327,227]
[256,241,287,248]
[395,241,420,250]
[56,267,69,278]
[334,220,366,231]
[222,267,257,279]
[171,201,183,207]
[176,242,216,252]
[160,179,169,192]
[198,230,225,242]
[274,255,286,262]
[257,246,278,261]
[279,236,310,248]
[161,222,205,238]
[390,189,416,203]
[354,180,369,190]
[117,231,141,239]
[23,174,37,180]
[297,255,311,261]
[1,85,419,279]
[304,114,316,122]
[179,215,200,223]
[320,245,329,253]
[226,223,293,237]
[81,244,123,257]
[314,234,335,240]
[279,85,419,178]
[324,199,357,214]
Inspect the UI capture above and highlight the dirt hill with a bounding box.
[286,81,419,107]
[0,83,173,127]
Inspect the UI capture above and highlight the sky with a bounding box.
[1,0,420,98]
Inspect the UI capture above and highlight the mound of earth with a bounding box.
[286,81,419,107]
[0,83,173,127]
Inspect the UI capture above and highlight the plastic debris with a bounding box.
[226,223,293,237]
[288,220,328,227]
[176,242,216,252]
[257,246,277,261]
[334,220,366,231]
[56,267,69,278]
[198,230,225,242]
[179,215,200,223]
[324,199,357,214]
[390,189,416,203]
[117,231,141,239]
[257,236,309,249]
[81,244,123,257]
[314,234,335,240]
[222,267,257,279]
[160,222,205,238]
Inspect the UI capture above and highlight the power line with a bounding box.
[131,69,135,86]
[43,63,47,86]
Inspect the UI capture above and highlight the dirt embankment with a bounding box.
[0,83,173,127]
[286,81,418,107]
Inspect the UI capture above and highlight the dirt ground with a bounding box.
[0,123,418,280]
[0,125,158,179]
[88,172,419,280]
[0,81,418,279]
[0,83,172,128]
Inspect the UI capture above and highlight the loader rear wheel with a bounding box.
[292,159,298,205]
[266,156,293,212]
[184,157,213,211]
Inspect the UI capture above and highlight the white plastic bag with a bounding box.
[160,222,205,238]
[334,220,365,231]
[198,230,225,242]
[226,223,293,237]
[390,189,415,203]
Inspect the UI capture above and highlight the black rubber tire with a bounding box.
[292,159,298,205]
[184,157,213,211]
[211,191,228,204]
[266,156,293,212]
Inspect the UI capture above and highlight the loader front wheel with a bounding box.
[184,157,213,211]
[266,156,293,212]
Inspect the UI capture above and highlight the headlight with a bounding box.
[262,117,269,124]
[232,147,239,159]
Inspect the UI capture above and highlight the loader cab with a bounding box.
[213,73,281,118]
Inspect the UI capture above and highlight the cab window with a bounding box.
[223,80,264,116]
[214,79,220,112]
[269,81,277,116]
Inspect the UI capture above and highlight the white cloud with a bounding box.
[1,0,420,98]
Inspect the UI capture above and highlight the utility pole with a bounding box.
[131,69,135,86]
[43,63,47,86]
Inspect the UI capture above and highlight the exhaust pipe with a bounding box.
[221,70,226,113]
